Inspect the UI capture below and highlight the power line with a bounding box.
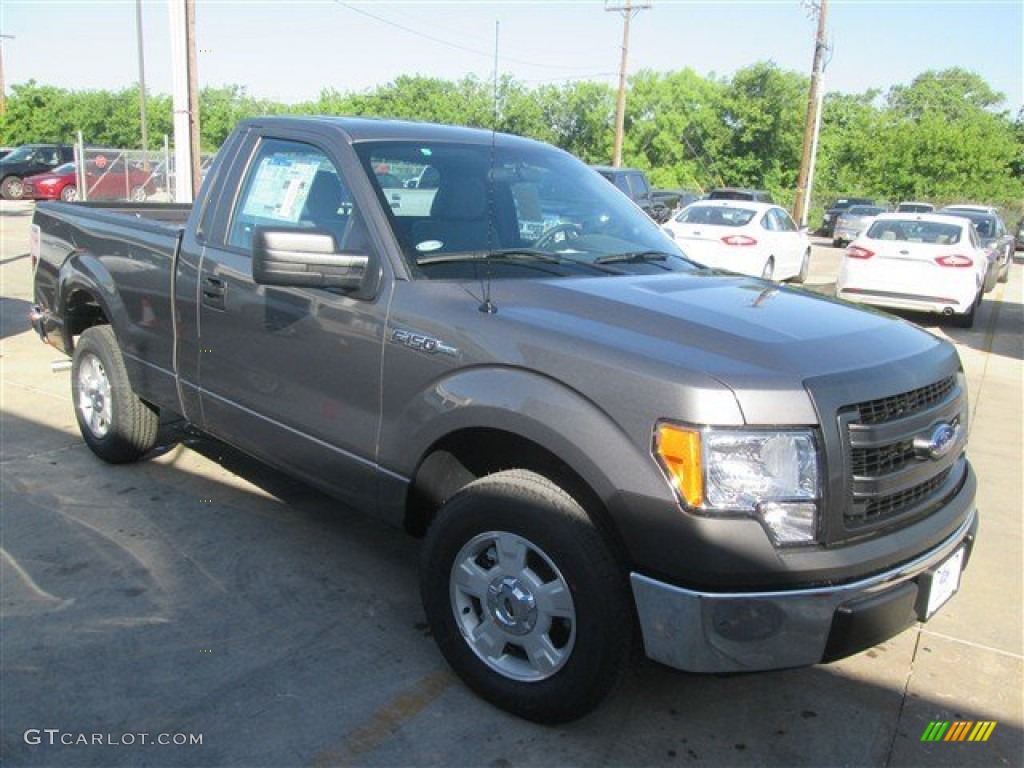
[333,1,611,72]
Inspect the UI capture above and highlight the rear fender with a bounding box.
[57,250,130,354]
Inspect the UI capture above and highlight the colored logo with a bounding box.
[921,721,997,742]
[913,422,961,461]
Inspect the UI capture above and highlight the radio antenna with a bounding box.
[479,19,500,314]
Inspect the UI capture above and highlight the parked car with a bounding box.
[0,143,76,199]
[1016,217,1024,251]
[833,204,888,248]
[592,165,672,222]
[663,200,809,281]
[837,213,988,327]
[706,186,774,203]
[896,201,935,213]
[22,159,157,202]
[651,187,701,218]
[942,204,999,215]
[821,197,875,237]
[21,163,79,201]
[937,207,1013,284]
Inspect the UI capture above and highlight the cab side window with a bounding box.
[226,138,367,253]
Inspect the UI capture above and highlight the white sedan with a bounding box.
[836,213,987,328]
[663,200,810,282]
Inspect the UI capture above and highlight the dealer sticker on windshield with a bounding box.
[925,547,965,619]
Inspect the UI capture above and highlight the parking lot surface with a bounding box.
[2,201,1021,767]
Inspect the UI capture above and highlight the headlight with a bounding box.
[956,371,969,443]
[655,423,821,546]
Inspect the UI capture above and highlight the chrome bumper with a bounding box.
[630,507,978,673]
[29,304,65,352]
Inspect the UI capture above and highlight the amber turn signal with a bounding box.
[655,424,703,507]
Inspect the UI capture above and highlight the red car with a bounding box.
[22,159,156,202]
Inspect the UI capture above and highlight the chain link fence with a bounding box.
[72,136,213,202]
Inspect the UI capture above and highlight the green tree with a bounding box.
[619,68,723,190]
[715,62,807,200]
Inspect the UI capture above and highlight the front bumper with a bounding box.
[630,506,977,673]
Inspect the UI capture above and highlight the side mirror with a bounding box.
[252,228,368,291]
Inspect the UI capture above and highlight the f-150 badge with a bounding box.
[390,328,459,357]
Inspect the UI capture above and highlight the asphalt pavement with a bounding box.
[1,201,1021,767]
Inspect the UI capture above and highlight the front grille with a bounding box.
[849,468,953,527]
[841,376,964,535]
[855,376,955,425]
[851,439,915,476]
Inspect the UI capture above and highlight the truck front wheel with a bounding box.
[71,325,159,463]
[1,175,24,200]
[420,469,633,724]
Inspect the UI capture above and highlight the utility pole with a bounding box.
[135,0,149,169]
[168,0,201,202]
[793,0,828,228]
[185,0,201,195]
[0,35,14,116]
[606,0,651,167]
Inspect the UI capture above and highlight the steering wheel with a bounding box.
[534,222,583,250]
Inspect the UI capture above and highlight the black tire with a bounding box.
[1,175,24,200]
[60,185,77,202]
[420,469,633,724]
[71,325,159,463]
[833,238,842,249]
[998,255,1010,283]
[949,294,979,329]
[792,248,810,284]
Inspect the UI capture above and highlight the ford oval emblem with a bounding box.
[913,423,961,461]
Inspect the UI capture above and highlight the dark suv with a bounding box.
[592,166,672,223]
[821,197,874,237]
[707,186,774,203]
[0,144,75,200]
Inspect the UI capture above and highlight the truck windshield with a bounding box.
[354,140,698,279]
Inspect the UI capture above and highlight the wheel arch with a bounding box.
[394,368,668,571]
[57,250,130,353]
[406,427,631,562]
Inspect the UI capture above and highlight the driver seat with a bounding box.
[413,175,518,253]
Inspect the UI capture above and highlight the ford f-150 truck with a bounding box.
[30,116,978,724]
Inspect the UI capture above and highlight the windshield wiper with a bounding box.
[416,248,566,266]
[594,250,672,265]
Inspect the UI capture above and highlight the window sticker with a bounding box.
[241,155,322,222]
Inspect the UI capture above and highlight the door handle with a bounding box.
[202,276,226,309]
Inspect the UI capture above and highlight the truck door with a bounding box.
[195,135,390,512]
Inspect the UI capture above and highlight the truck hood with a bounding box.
[494,272,948,422]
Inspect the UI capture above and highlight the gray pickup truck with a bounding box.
[30,116,978,724]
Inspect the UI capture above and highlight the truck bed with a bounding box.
[36,200,192,230]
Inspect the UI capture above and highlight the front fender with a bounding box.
[382,365,673,517]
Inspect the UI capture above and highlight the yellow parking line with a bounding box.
[313,668,455,767]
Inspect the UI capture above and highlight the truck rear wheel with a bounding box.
[420,469,633,724]
[71,325,158,463]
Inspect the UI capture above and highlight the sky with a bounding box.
[1,1,1022,116]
